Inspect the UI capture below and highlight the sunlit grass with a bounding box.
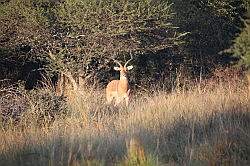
[0,81,249,165]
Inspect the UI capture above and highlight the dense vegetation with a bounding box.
[0,0,250,165]
[0,0,249,88]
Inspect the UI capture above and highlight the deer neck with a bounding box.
[119,70,128,80]
[118,73,129,92]
[120,74,128,80]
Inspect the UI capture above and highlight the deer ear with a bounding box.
[114,67,120,71]
[126,65,133,70]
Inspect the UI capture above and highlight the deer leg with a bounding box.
[114,96,124,106]
[106,94,113,105]
[125,96,129,106]
[125,89,131,106]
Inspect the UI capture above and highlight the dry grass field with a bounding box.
[0,79,249,166]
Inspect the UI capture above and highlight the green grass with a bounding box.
[0,82,249,166]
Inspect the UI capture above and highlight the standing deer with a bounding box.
[106,56,133,106]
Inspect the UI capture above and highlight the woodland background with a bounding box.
[0,0,249,90]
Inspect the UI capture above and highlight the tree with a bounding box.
[229,0,250,69]
[170,0,248,76]
[0,0,183,89]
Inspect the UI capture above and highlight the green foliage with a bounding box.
[230,25,250,68]
[0,0,249,89]
[228,0,250,69]
[0,0,47,26]
[56,0,174,44]
[171,0,247,74]
[1,0,183,88]
[120,155,158,166]
[0,0,49,48]
[50,0,180,75]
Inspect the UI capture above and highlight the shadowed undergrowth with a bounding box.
[0,83,249,165]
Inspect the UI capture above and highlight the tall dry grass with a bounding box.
[0,79,249,165]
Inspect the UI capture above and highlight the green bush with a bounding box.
[228,0,250,70]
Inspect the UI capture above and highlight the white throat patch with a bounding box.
[120,75,127,80]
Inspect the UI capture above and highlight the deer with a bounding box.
[106,56,133,106]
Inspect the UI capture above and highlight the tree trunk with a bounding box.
[247,73,250,97]
[55,71,80,104]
